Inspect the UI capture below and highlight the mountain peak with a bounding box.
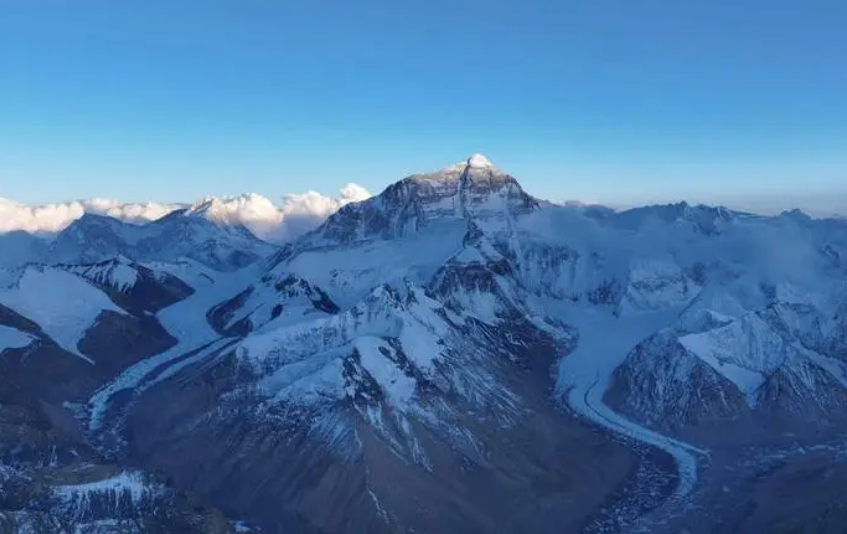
[444,153,498,173]
[183,194,278,227]
[466,153,494,169]
[299,155,538,246]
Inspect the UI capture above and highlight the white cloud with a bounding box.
[84,198,183,224]
[0,198,182,235]
[0,183,372,244]
[267,183,372,242]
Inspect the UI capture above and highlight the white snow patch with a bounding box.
[355,337,417,408]
[618,256,700,315]
[68,259,140,292]
[466,153,494,169]
[0,267,127,363]
[88,265,259,429]
[0,324,34,353]
[53,471,156,505]
[678,313,791,402]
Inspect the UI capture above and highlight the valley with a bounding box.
[2,155,846,533]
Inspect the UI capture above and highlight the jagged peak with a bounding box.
[293,155,539,247]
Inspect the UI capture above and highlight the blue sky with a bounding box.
[1,0,846,213]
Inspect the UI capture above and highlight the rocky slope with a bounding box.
[1,155,847,533]
[46,207,275,271]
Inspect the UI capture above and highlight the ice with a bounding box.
[553,303,708,501]
[88,264,259,429]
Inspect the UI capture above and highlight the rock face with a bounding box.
[0,263,246,533]
[2,155,847,533]
[61,256,195,314]
[207,273,338,336]
[303,155,537,246]
[609,294,847,435]
[126,303,635,534]
[47,210,275,271]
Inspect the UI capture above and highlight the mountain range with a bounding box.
[0,183,372,244]
[1,155,847,533]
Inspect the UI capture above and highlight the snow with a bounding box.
[53,470,156,505]
[0,324,34,352]
[285,221,465,308]
[88,264,259,429]
[356,336,417,408]
[69,259,139,292]
[0,267,127,363]
[142,258,219,289]
[231,521,255,533]
[618,257,700,315]
[466,153,494,169]
[0,232,45,268]
[678,285,747,330]
[678,313,790,402]
[445,289,500,323]
[553,303,708,501]
[182,187,374,243]
[0,184,373,245]
[6,156,843,523]
[110,263,138,290]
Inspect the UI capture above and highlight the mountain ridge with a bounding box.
[2,155,847,533]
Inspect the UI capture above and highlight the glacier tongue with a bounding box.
[554,304,708,502]
[5,155,847,533]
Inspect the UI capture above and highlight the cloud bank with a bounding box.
[0,183,372,244]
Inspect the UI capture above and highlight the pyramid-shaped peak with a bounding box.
[466,153,494,169]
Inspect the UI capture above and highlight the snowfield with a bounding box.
[0,266,127,363]
[0,324,34,353]
[88,265,258,430]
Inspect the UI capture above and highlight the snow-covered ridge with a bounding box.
[65,256,140,292]
[298,154,537,246]
[52,470,161,506]
[5,154,847,531]
[0,184,372,244]
[0,265,127,363]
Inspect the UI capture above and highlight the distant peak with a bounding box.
[466,153,494,169]
[187,196,223,214]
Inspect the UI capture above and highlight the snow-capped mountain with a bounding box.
[303,153,536,246]
[60,256,196,314]
[0,185,372,245]
[46,210,276,271]
[2,155,847,533]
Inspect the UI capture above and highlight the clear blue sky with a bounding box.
[2,0,846,212]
